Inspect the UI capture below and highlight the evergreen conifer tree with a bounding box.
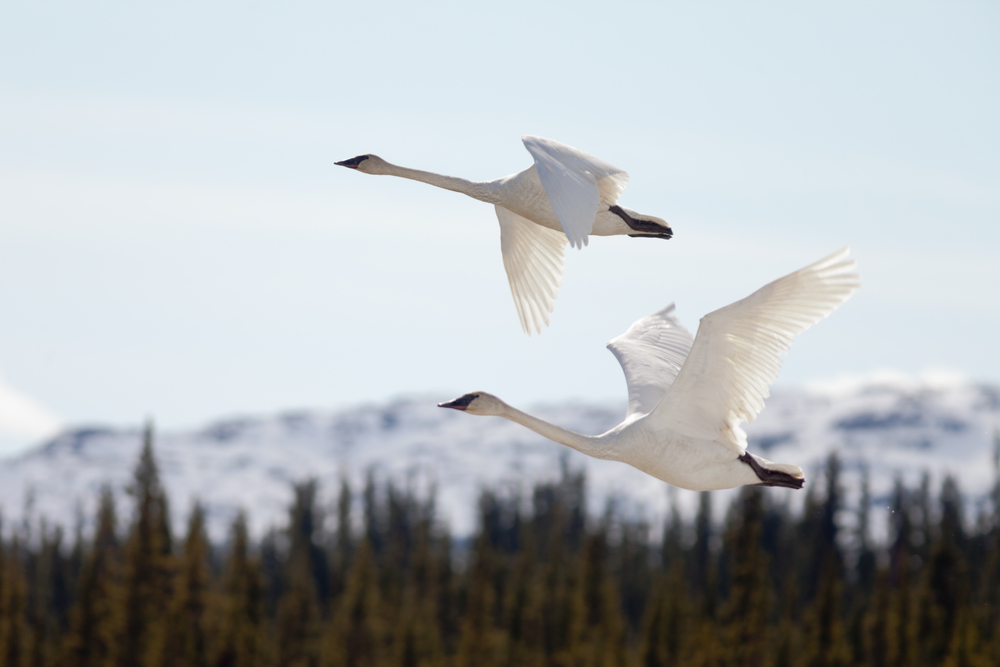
[2,536,29,667]
[0,519,6,663]
[110,421,174,667]
[986,430,1000,663]
[364,474,383,557]
[817,454,844,576]
[390,585,446,667]
[532,483,575,663]
[617,520,652,638]
[213,511,265,667]
[68,511,85,602]
[24,524,72,666]
[498,515,545,667]
[801,456,849,667]
[863,568,890,667]
[639,487,688,667]
[722,487,770,667]
[431,527,459,657]
[922,476,970,665]
[564,525,627,667]
[692,492,714,611]
[276,482,325,667]
[661,487,683,569]
[63,486,119,667]
[277,547,322,667]
[639,561,688,667]
[850,467,877,664]
[912,475,938,664]
[944,608,988,667]
[916,472,933,562]
[156,502,210,667]
[686,490,724,667]
[289,480,329,607]
[391,503,446,667]
[330,479,354,602]
[383,483,415,606]
[322,540,383,667]
[258,529,283,621]
[772,571,802,667]
[884,476,914,666]
[454,532,501,667]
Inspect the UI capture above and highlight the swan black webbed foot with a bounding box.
[610,205,673,240]
[738,452,805,489]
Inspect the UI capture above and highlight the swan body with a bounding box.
[439,248,861,491]
[336,136,672,335]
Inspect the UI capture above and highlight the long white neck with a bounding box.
[380,161,501,205]
[497,402,618,461]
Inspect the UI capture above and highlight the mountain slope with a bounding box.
[1,375,998,542]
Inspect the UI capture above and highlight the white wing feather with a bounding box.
[649,247,861,453]
[496,205,567,336]
[607,304,695,420]
[521,135,629,249]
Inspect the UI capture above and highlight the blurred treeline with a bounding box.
[2,428,1000,667]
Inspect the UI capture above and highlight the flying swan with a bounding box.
[336,136,672,335]
[439,248,860,491]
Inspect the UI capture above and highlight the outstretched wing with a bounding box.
[649,247,861,453]
[521,135,629,249]
[607,304,695,420]
[496,205,567,336]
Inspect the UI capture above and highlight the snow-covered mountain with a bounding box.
[1,374,998,543]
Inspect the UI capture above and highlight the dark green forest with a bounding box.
[2,427,1000,667]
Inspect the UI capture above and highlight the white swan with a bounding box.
[336,136,672,336]
[439,248,860,491]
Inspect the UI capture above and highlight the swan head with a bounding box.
[335,154,390,175]
[437,392,504,416]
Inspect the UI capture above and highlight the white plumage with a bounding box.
[439,248,861,491]
[336,136,671,335]
[520,136,631,249]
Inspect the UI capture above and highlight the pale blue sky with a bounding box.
[1,1,998,456]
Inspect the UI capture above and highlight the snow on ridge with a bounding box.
[1,378,998,545]
[803,368,972,398]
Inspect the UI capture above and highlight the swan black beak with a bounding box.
[627,230,673,240]
[335,155,369,169]
[438,394,477,411]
